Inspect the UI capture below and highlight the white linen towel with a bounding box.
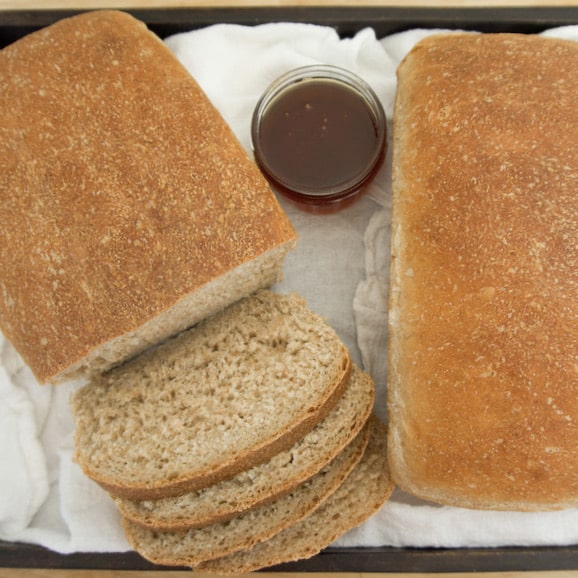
[1,20,577,555]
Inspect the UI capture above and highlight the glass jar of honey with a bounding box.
[251,65,386,213]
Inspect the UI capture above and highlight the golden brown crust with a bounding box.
[0,11,296,384]
[388,33,578,510]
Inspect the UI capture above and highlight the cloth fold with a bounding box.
[0,361,48,538]
[1,20,577,555]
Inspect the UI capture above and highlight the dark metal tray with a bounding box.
[1,5,577,572]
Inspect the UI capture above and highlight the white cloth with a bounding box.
[1,21,578,555]
[0,341,127,552]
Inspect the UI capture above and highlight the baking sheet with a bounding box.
[1,6,578,572]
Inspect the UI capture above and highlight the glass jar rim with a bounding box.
[251,64,386,199]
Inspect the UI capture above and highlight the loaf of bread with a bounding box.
[196,416,393,575]
[0,10,296,384]
[115,363,374,530]
[388,33,578,510]
[122,420,370,567]
[71,290,351,500]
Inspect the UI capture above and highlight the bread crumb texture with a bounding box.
[195,416,393,575]
[115,364,374,530]
[389,33,578,510]
[0,11,296,383]
[121,420,370,567]
[71,290,350,498]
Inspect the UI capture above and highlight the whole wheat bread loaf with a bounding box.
[0,10,296,384]
[195,415,393,575]
[71,290,351,500]
[388,33,578,510]
[116,363,374,530]
[122,419,370,567]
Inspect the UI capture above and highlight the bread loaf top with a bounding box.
[0,11,296,383]
[388,33,578,510]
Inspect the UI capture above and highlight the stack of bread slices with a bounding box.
[71,290,393,573]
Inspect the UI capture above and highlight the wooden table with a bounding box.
[1,0,578,9]
[1,2,577,577]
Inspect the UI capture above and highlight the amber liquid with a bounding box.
[257,78,382,197]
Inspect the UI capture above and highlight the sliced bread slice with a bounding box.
[122,419,370,567]
[116,363,374,530]
[71,290,351,499]
[195,415,393,575]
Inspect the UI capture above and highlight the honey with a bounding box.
[252,66,386,213]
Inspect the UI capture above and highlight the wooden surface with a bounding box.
[2,573,578,578]
[1,1,578,577]
[5,573,578,578]
[2,572,578,578]
[2,0,578,9]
